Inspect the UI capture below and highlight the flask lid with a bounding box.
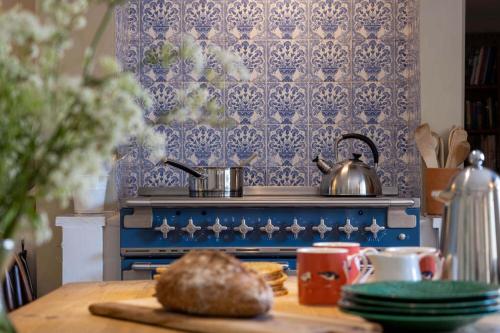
[448,150,500,193]
[469,150,485,169]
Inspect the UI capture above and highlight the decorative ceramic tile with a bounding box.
[310,124,350,162]
[226,0,266,40]
[145,82,179,121]
[353,0,394,39]
[244,167,267,185]
[353,82,393,124]
[142,0,181,39]
[226,125,266,166]
[310,0,350,40]
[376,162,395,187]
[268,83,307,124]
[116,0,420,198]
[309,168,322,186]
[226,83,266,125]
[310,40,350,82]
[353,38,393,82]
[183,125,223,165]
[351,123,393,165]
[183,0,224,40]
[268,0,308,39]
[154,124,183,160]
[184,40,226,82]
[268,124,307,166]
[310,83,350,124]
[268,40,308,82]
[228,40,266,82]
[268,167,307,185]
[141,37,182,83]
[143,165,183,187]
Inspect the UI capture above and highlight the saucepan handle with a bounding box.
[161,159,205,178]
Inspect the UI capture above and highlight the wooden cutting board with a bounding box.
[89,297,381,333]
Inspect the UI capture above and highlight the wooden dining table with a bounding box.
[9,277,500,333]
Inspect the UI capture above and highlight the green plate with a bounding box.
[340,308,489,332]
[342,293,499,309]
[342,281,500,302]
[339,299,500,316]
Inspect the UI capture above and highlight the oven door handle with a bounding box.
[131,262,290,272]
[131,263,170,271]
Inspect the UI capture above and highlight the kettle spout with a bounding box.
[432,190,454,204]
[313,156,332,174]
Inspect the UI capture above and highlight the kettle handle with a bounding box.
[336,133,379,166]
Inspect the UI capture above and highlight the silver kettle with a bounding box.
[313,133,382,197]
[433,150,500,284]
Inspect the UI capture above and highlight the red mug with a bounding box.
[313,242,376,283]
[297,247,370,305]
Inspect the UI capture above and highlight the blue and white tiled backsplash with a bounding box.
[115,0,421,198]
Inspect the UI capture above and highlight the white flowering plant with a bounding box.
[0,0,248,245]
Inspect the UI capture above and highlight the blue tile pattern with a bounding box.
[115,0,420,198]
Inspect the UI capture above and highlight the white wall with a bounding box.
[420,0,465,138]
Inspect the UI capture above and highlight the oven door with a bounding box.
[121,256,296,280]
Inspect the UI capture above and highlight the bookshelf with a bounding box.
[465,33,500,171]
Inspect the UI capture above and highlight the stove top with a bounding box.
[120,186,421,279]
[127,186,415,208]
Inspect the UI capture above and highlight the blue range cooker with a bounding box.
[120,187,420,280]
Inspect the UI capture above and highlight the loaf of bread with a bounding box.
[155,250,273,317]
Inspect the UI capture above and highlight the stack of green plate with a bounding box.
[340,281,500,332]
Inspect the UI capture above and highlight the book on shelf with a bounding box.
[465,97,497,130]
[467,45,497,86]
[479,135,497,170]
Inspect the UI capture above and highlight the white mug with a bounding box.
[384,247,442,280]
[367,252,442,282]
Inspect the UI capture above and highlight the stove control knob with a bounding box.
[364,218,385,239]
[207,217,228,239]
[260,218,280,239]
[154,218,175,239]
[338,218,358,239]
[286,218,305,239]
[181,218,201,239]
[234,218,254,239]
[312,218,332,239]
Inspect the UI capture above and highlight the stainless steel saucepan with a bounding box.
[161,159,248,197]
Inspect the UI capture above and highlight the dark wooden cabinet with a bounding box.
[465,33,500,171]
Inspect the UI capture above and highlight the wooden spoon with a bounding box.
[447,141,471,168]
[415,124,439,168]
[439,136,445,168]
[446,128,468,168]
[431,132,441,167]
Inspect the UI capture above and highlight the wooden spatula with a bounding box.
[431,132,441,167]
[446,128,468,168]
[447,141,471,168]
[438,136,445,168]
[415,124,439,168]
